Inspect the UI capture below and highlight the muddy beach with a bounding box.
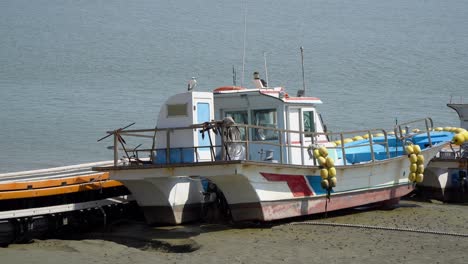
[1,199,467,264]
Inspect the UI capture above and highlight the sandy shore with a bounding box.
[1,199,467,264]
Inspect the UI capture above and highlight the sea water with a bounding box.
[1,0,467,172]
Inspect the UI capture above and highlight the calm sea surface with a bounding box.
[1,0,467,172]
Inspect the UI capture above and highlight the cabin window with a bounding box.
[224,111,248,139]
[303,110,315,137]
[225,111,248,124]
[167,103,188,117]
[252,109,278,141]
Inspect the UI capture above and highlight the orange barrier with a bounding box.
[0,172,110,191]
[0,180,123,200]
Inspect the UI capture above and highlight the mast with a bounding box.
[300,46,306,96]
[263,51,269,87]
[297,46,306,97]
[241,1,247,88]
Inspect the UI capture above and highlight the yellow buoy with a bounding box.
[334,140,342,145]
[353,136,364,141]
[416,173,424,183]
[455,128,466,133]
[387,131,395,135]
[326,157,335,168]
[343,138,353,144]
[417,154,424,165]
[409,154,418,163]
[434,127,443,131]
[328,167,337,177]
[362,134,370,139]
[329,177,337,188]
[405,145,414,155]
[412,128,420,133]
[313,149,321,158]
[320,168,329,179]
[413,145,421,154]
[374,133,384,137]
[408,172,416,182]
[410,163,418,173]
[321,179,329,189]
[318,156,327,166]
[443,127,451,131]
[417,164,425,174]
[319,147,328,157]
[452,133,465,146]
[462,131,468,141]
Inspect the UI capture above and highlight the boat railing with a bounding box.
[308,128,391,166]
[449,95,466,104]
[393,117,434,147]
[106,120,429,167]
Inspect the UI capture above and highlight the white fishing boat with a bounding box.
[422,97,468,202]
[93,75,455,225]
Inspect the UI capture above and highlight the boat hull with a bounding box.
[103,143,445,225]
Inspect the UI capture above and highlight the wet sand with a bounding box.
[1,200,467,264]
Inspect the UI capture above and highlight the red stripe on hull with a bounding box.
[230,184,413,222]
[260,172,313,197]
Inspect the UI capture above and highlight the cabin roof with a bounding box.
[213,86,322,105]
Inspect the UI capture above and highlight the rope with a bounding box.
[285,221,468,238]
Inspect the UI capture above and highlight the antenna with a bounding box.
[241,1,247,88]
[263,51,269,87]
[300,46,306,96]
[232,65,237,86]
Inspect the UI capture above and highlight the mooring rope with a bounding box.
[285,221,468,238]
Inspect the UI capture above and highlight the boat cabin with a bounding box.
[151,84,329,166]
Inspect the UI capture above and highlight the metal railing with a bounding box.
[105,118,435,167]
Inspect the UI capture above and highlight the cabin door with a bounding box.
[288,108,304,165]
[196,101,213,161]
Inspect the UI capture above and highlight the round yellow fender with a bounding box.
[416,173,424,183]
[417,164,425,174]
[412,128,420,133]
[462,131,468,141]
[313,149,321,158]
[434,127,443,131]
[319,147,328,157]
[405,145,414,155]
[353,136,364,141]
[321,179,329,189]
[452,133,465,146]
[318,156,327,166]
[328,167,337,177]
[408,172,416,182]
[455,128,466,133]
[334,140,342,145]
[409,154,418,163]
[320,168,329,179]
[417,154,424,165]
[326,157,335,168]
[343,138,353,143]
[413,145,421,154]
[410,163,418,173]
[329,177,337,188]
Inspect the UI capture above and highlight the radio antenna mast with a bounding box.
[241,1,247,88]
[263,51,269,87]
[298,46,306,97]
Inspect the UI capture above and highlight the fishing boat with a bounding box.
[422,97,468,202]
[93,75,455,225]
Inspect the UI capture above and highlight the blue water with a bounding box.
[1,0,467,172]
